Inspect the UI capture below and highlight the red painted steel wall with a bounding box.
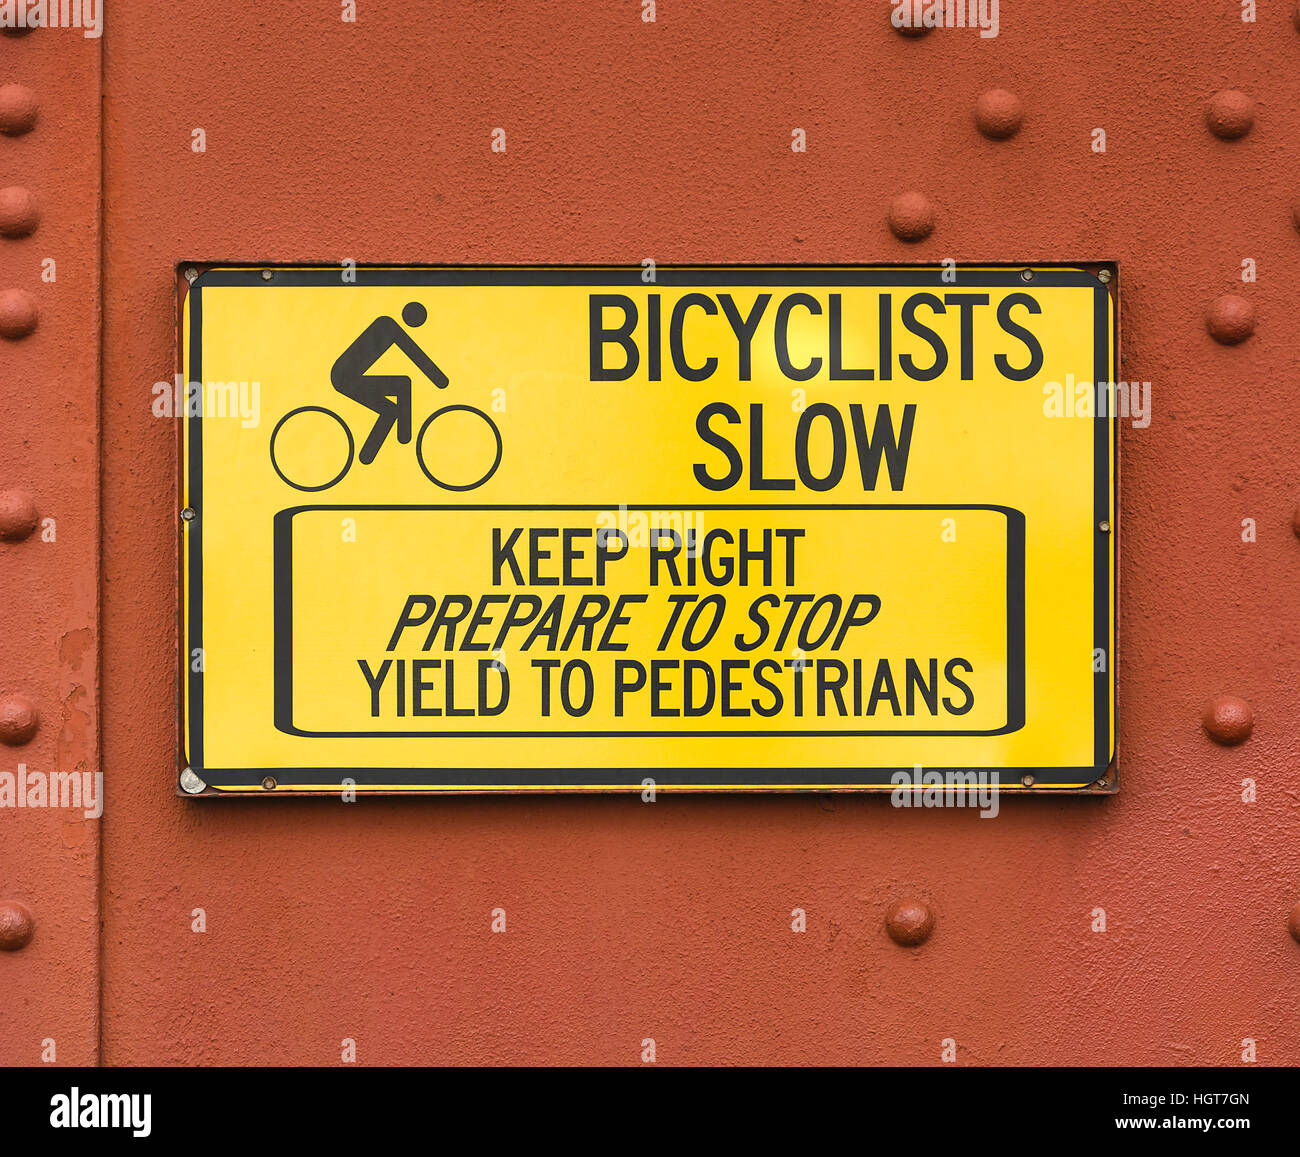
[0,23,101,1064]
[5,0,1300,1065]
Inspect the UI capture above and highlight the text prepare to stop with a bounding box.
[382,525,881,657]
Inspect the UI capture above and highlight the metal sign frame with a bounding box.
[177,264,1117,796]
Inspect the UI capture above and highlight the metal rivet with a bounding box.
[179,767,207,795]
[1021,774,1035,787]
[261,269,273,281]
[1203,694,1253,746]
[1098,269,1113,284]
[0,186,39,238]
[180,507,195,522]
[1205,89,1255,140]
[262,776,277,791]
[183,267,199,283]
[1099,520,1111,533]
[0,694,39,745]
[887,191,935,242]
[885,899,935,946]
[0,288,38,339]
[1205,294,1255,345]
[1020,268,1034,283]
[0,489,37,541]
[0,84,38,136]
[0,901,35,951]
[974,88,1024,140]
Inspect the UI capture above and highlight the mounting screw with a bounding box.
[1021,774,1036,787]
[1098,269,1112,284]
[1020,268,1033,282]
[183,267,198,283]
[262,776,277,791]
[261,269,272,281]
[1099,520,1111,533]
[179,767,206,795]
[180,507,195,522]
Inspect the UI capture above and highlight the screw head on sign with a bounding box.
[0,489,37,541]
[181,507,195,522]
[0,186,39,238]
[0,288,37,339]
[0,694,39,745]
[885,899,935,946]
[1098,269,1113,284]
[0,902,34,951]
[1205,294,1255,345]
[974,88,1024,139]
[179,767,207,795]
[887,192,935,242]
[262,776,277,791]
[1021,774,1036,787]
[1203,694,1253,746]
[0,84,38,135]
[1205,90,1255,140]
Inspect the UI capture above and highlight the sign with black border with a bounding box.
[179,265,1116,794]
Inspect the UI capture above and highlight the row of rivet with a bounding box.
[891,19,1299,945]
[0,32,44,953]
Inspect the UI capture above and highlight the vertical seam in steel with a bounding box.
[94,18,105,1068]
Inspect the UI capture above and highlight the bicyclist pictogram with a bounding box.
[269,300,502,492]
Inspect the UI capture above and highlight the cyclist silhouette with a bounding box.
[331,301,448,465]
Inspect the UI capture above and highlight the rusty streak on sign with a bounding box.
[178,265,1116,793]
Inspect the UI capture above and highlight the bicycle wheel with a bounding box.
[415,405,502,491]
[269,406,355,492]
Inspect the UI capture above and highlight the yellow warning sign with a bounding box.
[180,266,1115,792]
